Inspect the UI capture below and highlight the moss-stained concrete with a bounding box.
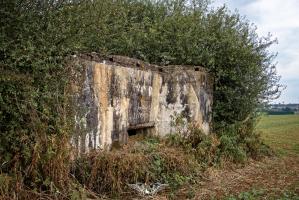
[70,54,213,153]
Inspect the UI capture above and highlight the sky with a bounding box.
[211,0,299,104]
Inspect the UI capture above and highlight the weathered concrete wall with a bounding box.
[70,54,213,154]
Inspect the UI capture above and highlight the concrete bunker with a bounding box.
[70,54,213,154]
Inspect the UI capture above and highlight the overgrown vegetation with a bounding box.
[168,114,271,165]
[72,137,200,197]
[0,0,282,198]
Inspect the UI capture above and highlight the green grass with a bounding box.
[256,114,299,155]
[225,189,299,200]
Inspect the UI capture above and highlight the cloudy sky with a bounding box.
[211,0,299,103]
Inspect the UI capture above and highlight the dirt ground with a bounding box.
[194,156,299,199]
[144,156,299,200]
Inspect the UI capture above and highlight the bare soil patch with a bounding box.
[195,156,298,199]
[150,156,299,199]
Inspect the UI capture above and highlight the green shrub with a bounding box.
[217,121,272,163]
[167,115,271,166]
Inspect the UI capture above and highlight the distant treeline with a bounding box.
[264,104,299,115]
[267,111,295,115]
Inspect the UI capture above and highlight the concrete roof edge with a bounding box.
[74,53,208,73]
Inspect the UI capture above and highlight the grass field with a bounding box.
[257,114,299,155]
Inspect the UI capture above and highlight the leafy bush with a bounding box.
[167,115,272,166]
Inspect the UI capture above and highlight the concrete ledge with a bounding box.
[128,122,155,130]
